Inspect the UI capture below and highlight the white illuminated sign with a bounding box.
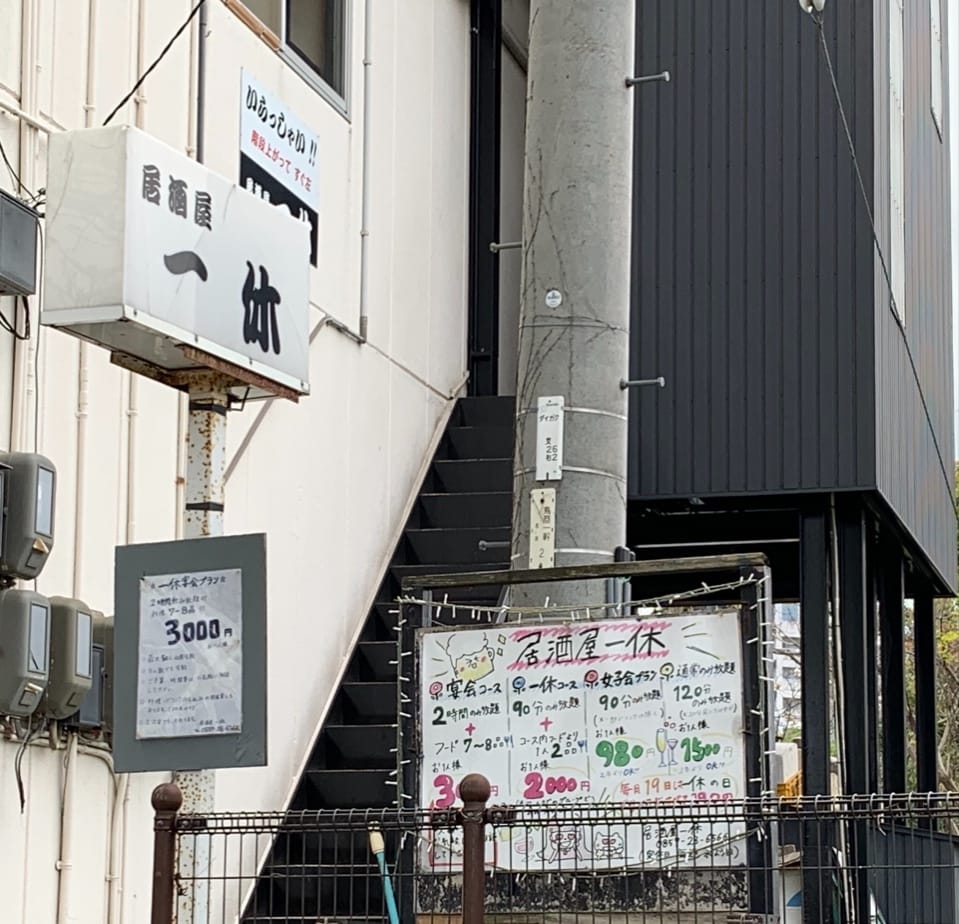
[44,125,311,395]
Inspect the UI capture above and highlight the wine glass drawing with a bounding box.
[666,737,678,767]
[655,729,668,767]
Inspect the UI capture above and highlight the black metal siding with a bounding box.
[873,0,955,589]
[629,1,876,502]
[629,1,954,590]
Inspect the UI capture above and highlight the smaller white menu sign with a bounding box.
[136,568,243,739]
[240,69,320,207]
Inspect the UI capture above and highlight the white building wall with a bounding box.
[0,1,472,921]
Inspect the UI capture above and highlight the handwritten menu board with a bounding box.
[417,609,748,870]
[136,569,243,739]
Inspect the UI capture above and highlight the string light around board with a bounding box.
[395,572,767,625]
[395,570,777,806]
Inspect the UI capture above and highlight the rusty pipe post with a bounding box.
[151,782,183,924]
[176,372,231,921]
[460,773,491,924]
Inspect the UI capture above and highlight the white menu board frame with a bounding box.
[416,608,754,870]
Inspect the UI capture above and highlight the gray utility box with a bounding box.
[0,189,38,296]
[67,612,112,731]
[0,451,56,580]
[43,596,94,719]
[0,588,50,716]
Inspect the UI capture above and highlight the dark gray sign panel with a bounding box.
[113,533,267,772]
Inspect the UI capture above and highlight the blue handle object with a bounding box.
[369,828,400,924]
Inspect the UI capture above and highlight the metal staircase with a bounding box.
[244,395,513,922]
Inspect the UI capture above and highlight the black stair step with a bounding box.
[358,640,397,679]
[382,566,504,603]
[305,768,394,808]
[390,561,506,578]
[326,724,396,767]
[342,682,397,723]
[419,491,511,528]
[447,425,512,460]
[389,562,507,603]
[387,585,503,609]
[371,601,401,628]
[432,458,511,493]
[258,885,390,920]
[250,863,388,917]
[246,918,386,924]
[453,395,515,427]
[269,827,403,867]
[368,596,498,638]
[406,527,511,566]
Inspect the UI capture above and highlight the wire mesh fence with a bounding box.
[159,788,959,924]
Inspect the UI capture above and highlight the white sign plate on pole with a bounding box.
[535,396,564,480]
[43,125,311,396]
[529,488,556,569]
[240,69,320,208]
[136,568,243,739]
[239,69,320,267]
[417,609,748,870]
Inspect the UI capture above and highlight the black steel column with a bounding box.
[838,501,870,794]
[914,587,938,793]
[837,500,871,924]
[800,507,830,794]
[865,534,879,794]
[879,542,906,792]
[799,506,830,924]
[467,0,502,396]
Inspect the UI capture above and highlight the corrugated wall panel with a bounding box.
[628,0,953,590]
[629,1,876,497]
[874,0,955,588]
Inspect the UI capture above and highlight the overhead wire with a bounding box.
[14,716,44,812]
[102,0,207,127]
[811,10,959,524]
[0,296,30,340]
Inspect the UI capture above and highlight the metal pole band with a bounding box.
[187,400,229,415]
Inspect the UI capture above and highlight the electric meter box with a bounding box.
[74,643,105,728]
[0,188,38,297]
[0,588,50,716]
[42,596,94,719]
[0,451,56,580]
[93,612,114,730]
[67,611,112,731]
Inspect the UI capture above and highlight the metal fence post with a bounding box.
[151,781,183,924]
[460,773,491,924]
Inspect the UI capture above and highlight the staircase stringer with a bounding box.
[276,393,462,815]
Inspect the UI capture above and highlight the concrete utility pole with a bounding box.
[510,1,636,606]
